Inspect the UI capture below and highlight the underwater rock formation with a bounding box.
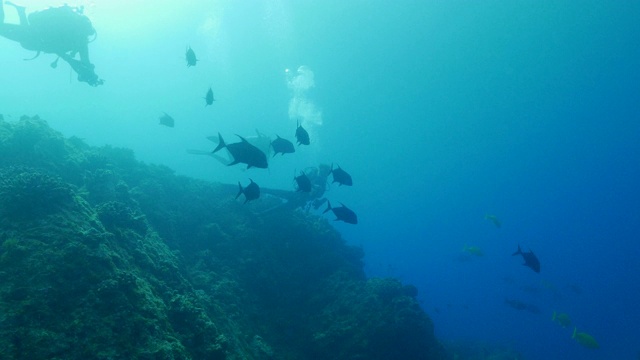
[0,116,448,359]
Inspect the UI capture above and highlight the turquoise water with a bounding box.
[2,1,639,359]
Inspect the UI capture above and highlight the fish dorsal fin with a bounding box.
[236,134,248,143]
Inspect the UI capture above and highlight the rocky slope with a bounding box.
[0,116,448,360]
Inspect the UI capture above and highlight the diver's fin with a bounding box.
[186,149,213,156]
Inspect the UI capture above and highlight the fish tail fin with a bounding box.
[24,51,41,61]
[235,182,243,199]
[323,201,332,214]
[512,245,522,256]
[552,311,556,321]
[572,327,577,339]
[213,133,225,153]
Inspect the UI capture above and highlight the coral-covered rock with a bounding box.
[0,117,448,360]
[0,166,75,220]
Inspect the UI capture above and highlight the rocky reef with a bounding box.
[0,116,448,360]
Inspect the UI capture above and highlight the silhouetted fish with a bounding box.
[271,135,295,157]
[572,327,599,349]
[212,133,268,169]
[330,164,352,186]
[323,201,358,224]
[295,119,310,145]
[294,171,312,192]
[159,112,174,127]
[186,46,198,67]
[236,179,260,204]
[204,87,215,106]
[504,298,540,314]
[512,245,540,273]
[485,214,501,228]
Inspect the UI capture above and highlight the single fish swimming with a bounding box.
[463,245,484,257]
[552,311,571,328]
[295,119,310,145]
[159,112,174,127]
[294,171,312,192]
[512,245,540,273]
[185,46,198,67]
[236,179,260,204]
[204,87,215,106]
[572,327,599,349]
[271,135,295,156]
[323,201,358,224]
[484,214,501,228]
[212,133,268,169]
[504,298,540,314]
[330,164,352,186]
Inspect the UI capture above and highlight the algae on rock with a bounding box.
[0,116,448,360]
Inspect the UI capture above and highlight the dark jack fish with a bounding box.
[236,179,260,204]
[512,245,540,273]
[204,87,215,106]
[159,112,174,127]
[294,171,312,192]
[271,135,295,157]
[330,164,352,186]
[295,119,310,145]
[323,201,358,224]
[212,133,268,169]
[185,46,198,67]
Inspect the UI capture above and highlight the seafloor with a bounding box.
[0,115,451,359]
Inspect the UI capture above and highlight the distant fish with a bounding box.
[484,214,501,228]
[295,119,310,145]
[323,201,358,224]
[159,112,175,127]
[186,46,198,67]
[565,283,583,295]
[512,244,540,273]
[504,298,540,314]
[572,327,599,349]
[294,171,312,192]
[463,245,484,257]
[552,311,571,328]
[212,133,268,169]
[330,164,352,186]
[204,87,215,106]
[236,179,260,204]
[271,135,295,157]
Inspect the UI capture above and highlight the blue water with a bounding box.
[2,1,639,359]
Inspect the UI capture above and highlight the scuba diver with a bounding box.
[0,1,103,86]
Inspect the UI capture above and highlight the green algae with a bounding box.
[0,116,447,359]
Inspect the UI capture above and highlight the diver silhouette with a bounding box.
[0,1,103,86]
